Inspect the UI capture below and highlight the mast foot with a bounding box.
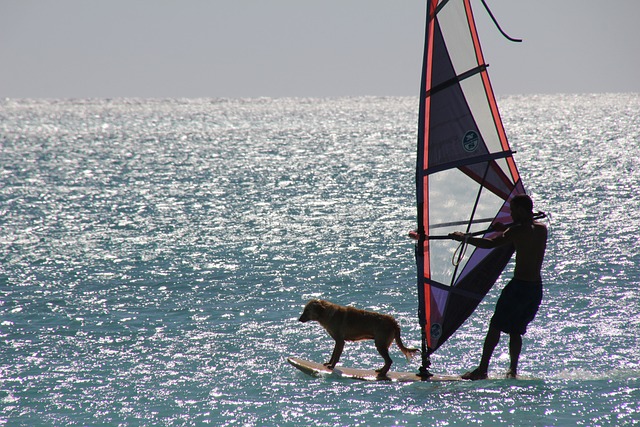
[418,366,434,379]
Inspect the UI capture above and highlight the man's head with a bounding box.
[510,194,534,222]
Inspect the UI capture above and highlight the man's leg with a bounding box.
[462,326,501,380]
[507,333,522,378]
[478,326,501,373]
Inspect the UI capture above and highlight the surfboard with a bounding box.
[287,357,462,382]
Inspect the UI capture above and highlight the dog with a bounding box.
[298,299,419,377]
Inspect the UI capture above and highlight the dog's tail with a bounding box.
[395,327,420,360]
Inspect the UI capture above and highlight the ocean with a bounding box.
[1,94,639,426]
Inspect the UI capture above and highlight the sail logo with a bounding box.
[430,323,442,340]
[462,130,479,152]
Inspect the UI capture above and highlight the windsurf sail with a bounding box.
[414,0,524,376]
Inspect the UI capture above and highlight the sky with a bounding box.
[1,0,639,99]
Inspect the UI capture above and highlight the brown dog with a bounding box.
[298,299,419,377]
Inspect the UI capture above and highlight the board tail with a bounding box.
[395,328,420,361]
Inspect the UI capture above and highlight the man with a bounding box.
[449,194,547,380]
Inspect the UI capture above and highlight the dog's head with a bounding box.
[298,299,325,323]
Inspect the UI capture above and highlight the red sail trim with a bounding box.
[421,0,438,350]
[429,0,441,18]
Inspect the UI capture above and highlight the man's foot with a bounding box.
[461,368,488,380]
[505,369,517,379]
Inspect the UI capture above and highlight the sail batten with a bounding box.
[425,277,485,300]
[414,0,525,366]
[423,150,513,176]
[425,64,487,98]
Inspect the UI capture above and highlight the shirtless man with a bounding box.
[449,194,547,380]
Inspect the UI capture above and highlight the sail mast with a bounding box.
[415,0,443,378]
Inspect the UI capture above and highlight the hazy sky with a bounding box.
[1,0,639,98]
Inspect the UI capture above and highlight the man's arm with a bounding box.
[449,229,514,248]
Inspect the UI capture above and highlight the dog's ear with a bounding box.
[316,300,337,317]
[309,300,328,318]
[308,301,319,315]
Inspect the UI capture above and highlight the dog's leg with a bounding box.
[325,339,344,369]
[374,340,393,377]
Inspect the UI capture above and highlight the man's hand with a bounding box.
[448,231,466,241]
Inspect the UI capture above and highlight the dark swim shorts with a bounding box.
[490,278,543,335]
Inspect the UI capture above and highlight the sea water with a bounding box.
[1,94,639,426]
